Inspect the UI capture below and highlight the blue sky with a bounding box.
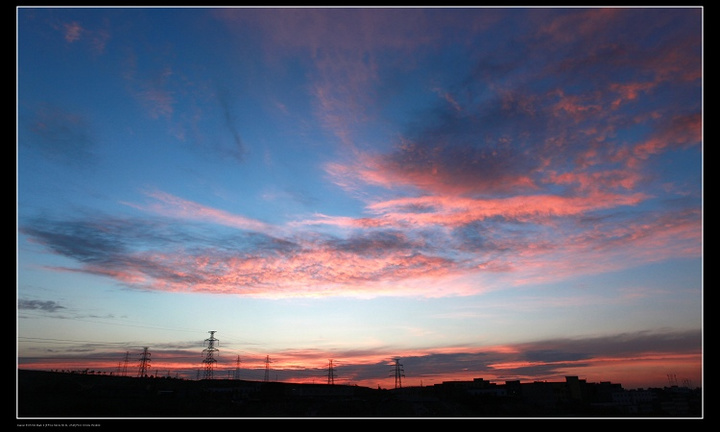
[17,6,702,390]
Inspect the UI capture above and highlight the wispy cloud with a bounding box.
[126,190,274,234]
[214,86,247,162]
[55,19,109,54]
[18,299,66,313]
[124,60,177,120]
[213,8,489,153]
[20,104,96,165]
[62,21,82,42]
[19,180,700,299]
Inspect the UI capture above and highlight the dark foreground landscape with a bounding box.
[17,369,702,418]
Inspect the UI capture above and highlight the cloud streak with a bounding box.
[19,181,700,298]
[20,104,96,165]
[18,300,66,313]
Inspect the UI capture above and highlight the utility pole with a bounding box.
[392,358,405,389]
[137,347,151,377]
[327,359,336,385]
[202,331,219,380]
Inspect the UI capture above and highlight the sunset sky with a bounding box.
[17,6,702,391]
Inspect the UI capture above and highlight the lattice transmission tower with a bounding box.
[117,351,129,376]
[264,355,272,382]
[327,359,336,385]
[392,358,405,389]
[202,331,219,380]
[137,347,151,377]
[233,355,242,380]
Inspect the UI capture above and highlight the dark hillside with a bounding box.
[16,369,701,418]
[17,370,402,417]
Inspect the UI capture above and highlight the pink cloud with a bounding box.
[56,19,109,54]
[633,113,702,161]
[584,208,701,257]
[504,208,701,286]
[109,181,693,298]
[63,21,82,43]
[214,8,441,151]
[362,192,648,228]
[327,151,539,197]
[136,87,175,119]
[215,8,439,55]
[609,81,657,109]
[645,34,702,83]
[534,8,622,44]
[287,190,699,292]
[135,244,459,298]
[296,189,697,290]
[126,190,275,234]
[547,169,644,192]
[547,89,603,122]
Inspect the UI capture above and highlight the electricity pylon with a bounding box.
[264,355,272,382]
[233,355,241,380]
[202,331,219,380]
[137,347,151,377]
[117,351,129,376]
[392,358,405,389]
[327,359,336,385]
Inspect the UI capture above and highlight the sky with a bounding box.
[16,6,702,391]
